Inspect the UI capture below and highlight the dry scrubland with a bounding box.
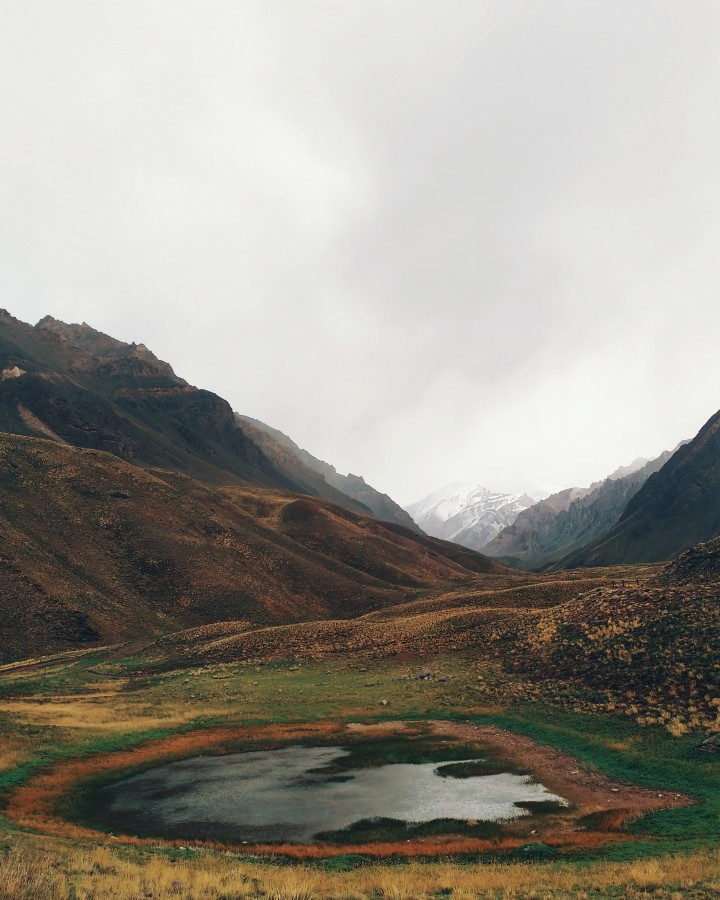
[4,838,720,899]
[1,561,720,896]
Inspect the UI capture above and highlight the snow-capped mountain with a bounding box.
[404,483,536,552]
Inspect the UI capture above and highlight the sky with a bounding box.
[2,1,720,505]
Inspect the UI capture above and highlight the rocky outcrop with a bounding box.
[662,537,720,585]
[0,311,303,489]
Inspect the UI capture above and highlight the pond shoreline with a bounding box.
[5,719,693,859]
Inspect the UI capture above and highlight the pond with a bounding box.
[86,744,568,844]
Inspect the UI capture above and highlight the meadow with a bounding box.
[1,635,720,899]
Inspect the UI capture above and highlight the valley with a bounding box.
[2,313,720,898]
[1,551,720,897]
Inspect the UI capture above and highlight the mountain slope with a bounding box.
[0,432,507,662]
[484,452,674,569]
[238,415,417,531]
[405,484,535,551]
[565,409,720,566]
[0,311,381,517]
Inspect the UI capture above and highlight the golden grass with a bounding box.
[2,837,720,899]
[0,698,195,731]
[0,735,25,772]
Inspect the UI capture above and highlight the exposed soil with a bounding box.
[5,720,693,859]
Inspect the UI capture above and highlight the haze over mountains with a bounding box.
[0,310,409,525]
[405,484,536,551]
[237,415,417,532]
[483,451,677,570]
[566,408,720,566]
[2,307,720,665]
[405,428,720,573]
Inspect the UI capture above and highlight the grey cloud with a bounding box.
[2,1,720,504]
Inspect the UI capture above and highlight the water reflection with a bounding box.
[92,745,566,843]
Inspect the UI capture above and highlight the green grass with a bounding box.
[1,647,720,868]
[455,704,720,861]
[315,816,505,843]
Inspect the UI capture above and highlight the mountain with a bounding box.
[0,311,384,517]
[237,416,418,531]
[0,432,508,662]
[483,452,675,570]
[564,409,720,566]
[404,483,536,551]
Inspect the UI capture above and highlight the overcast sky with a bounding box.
[2,2,720,503]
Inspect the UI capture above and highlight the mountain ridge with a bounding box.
[564,409,720,566]
[0,311,401,520]
[237,415,417,531]
[483,452,676,569]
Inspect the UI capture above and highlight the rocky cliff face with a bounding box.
[484,452,674,569]
[481,487,590,566]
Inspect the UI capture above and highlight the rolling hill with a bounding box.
[0,432,506,662]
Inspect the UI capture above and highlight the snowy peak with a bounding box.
[405,484,536,552]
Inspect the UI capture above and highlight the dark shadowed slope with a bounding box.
[0,311,372,515]
[565,409,720,566]
[0,433,507,662]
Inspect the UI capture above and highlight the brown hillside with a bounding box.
[0,433,507,662]
[143,554,720,731]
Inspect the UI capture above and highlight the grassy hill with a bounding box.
[138,539,720,733]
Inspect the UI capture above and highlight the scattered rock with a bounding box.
[417,669,434,680]
[698,734,720,753]
[379,699,389,706]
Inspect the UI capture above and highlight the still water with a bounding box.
[90,745,566,843]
